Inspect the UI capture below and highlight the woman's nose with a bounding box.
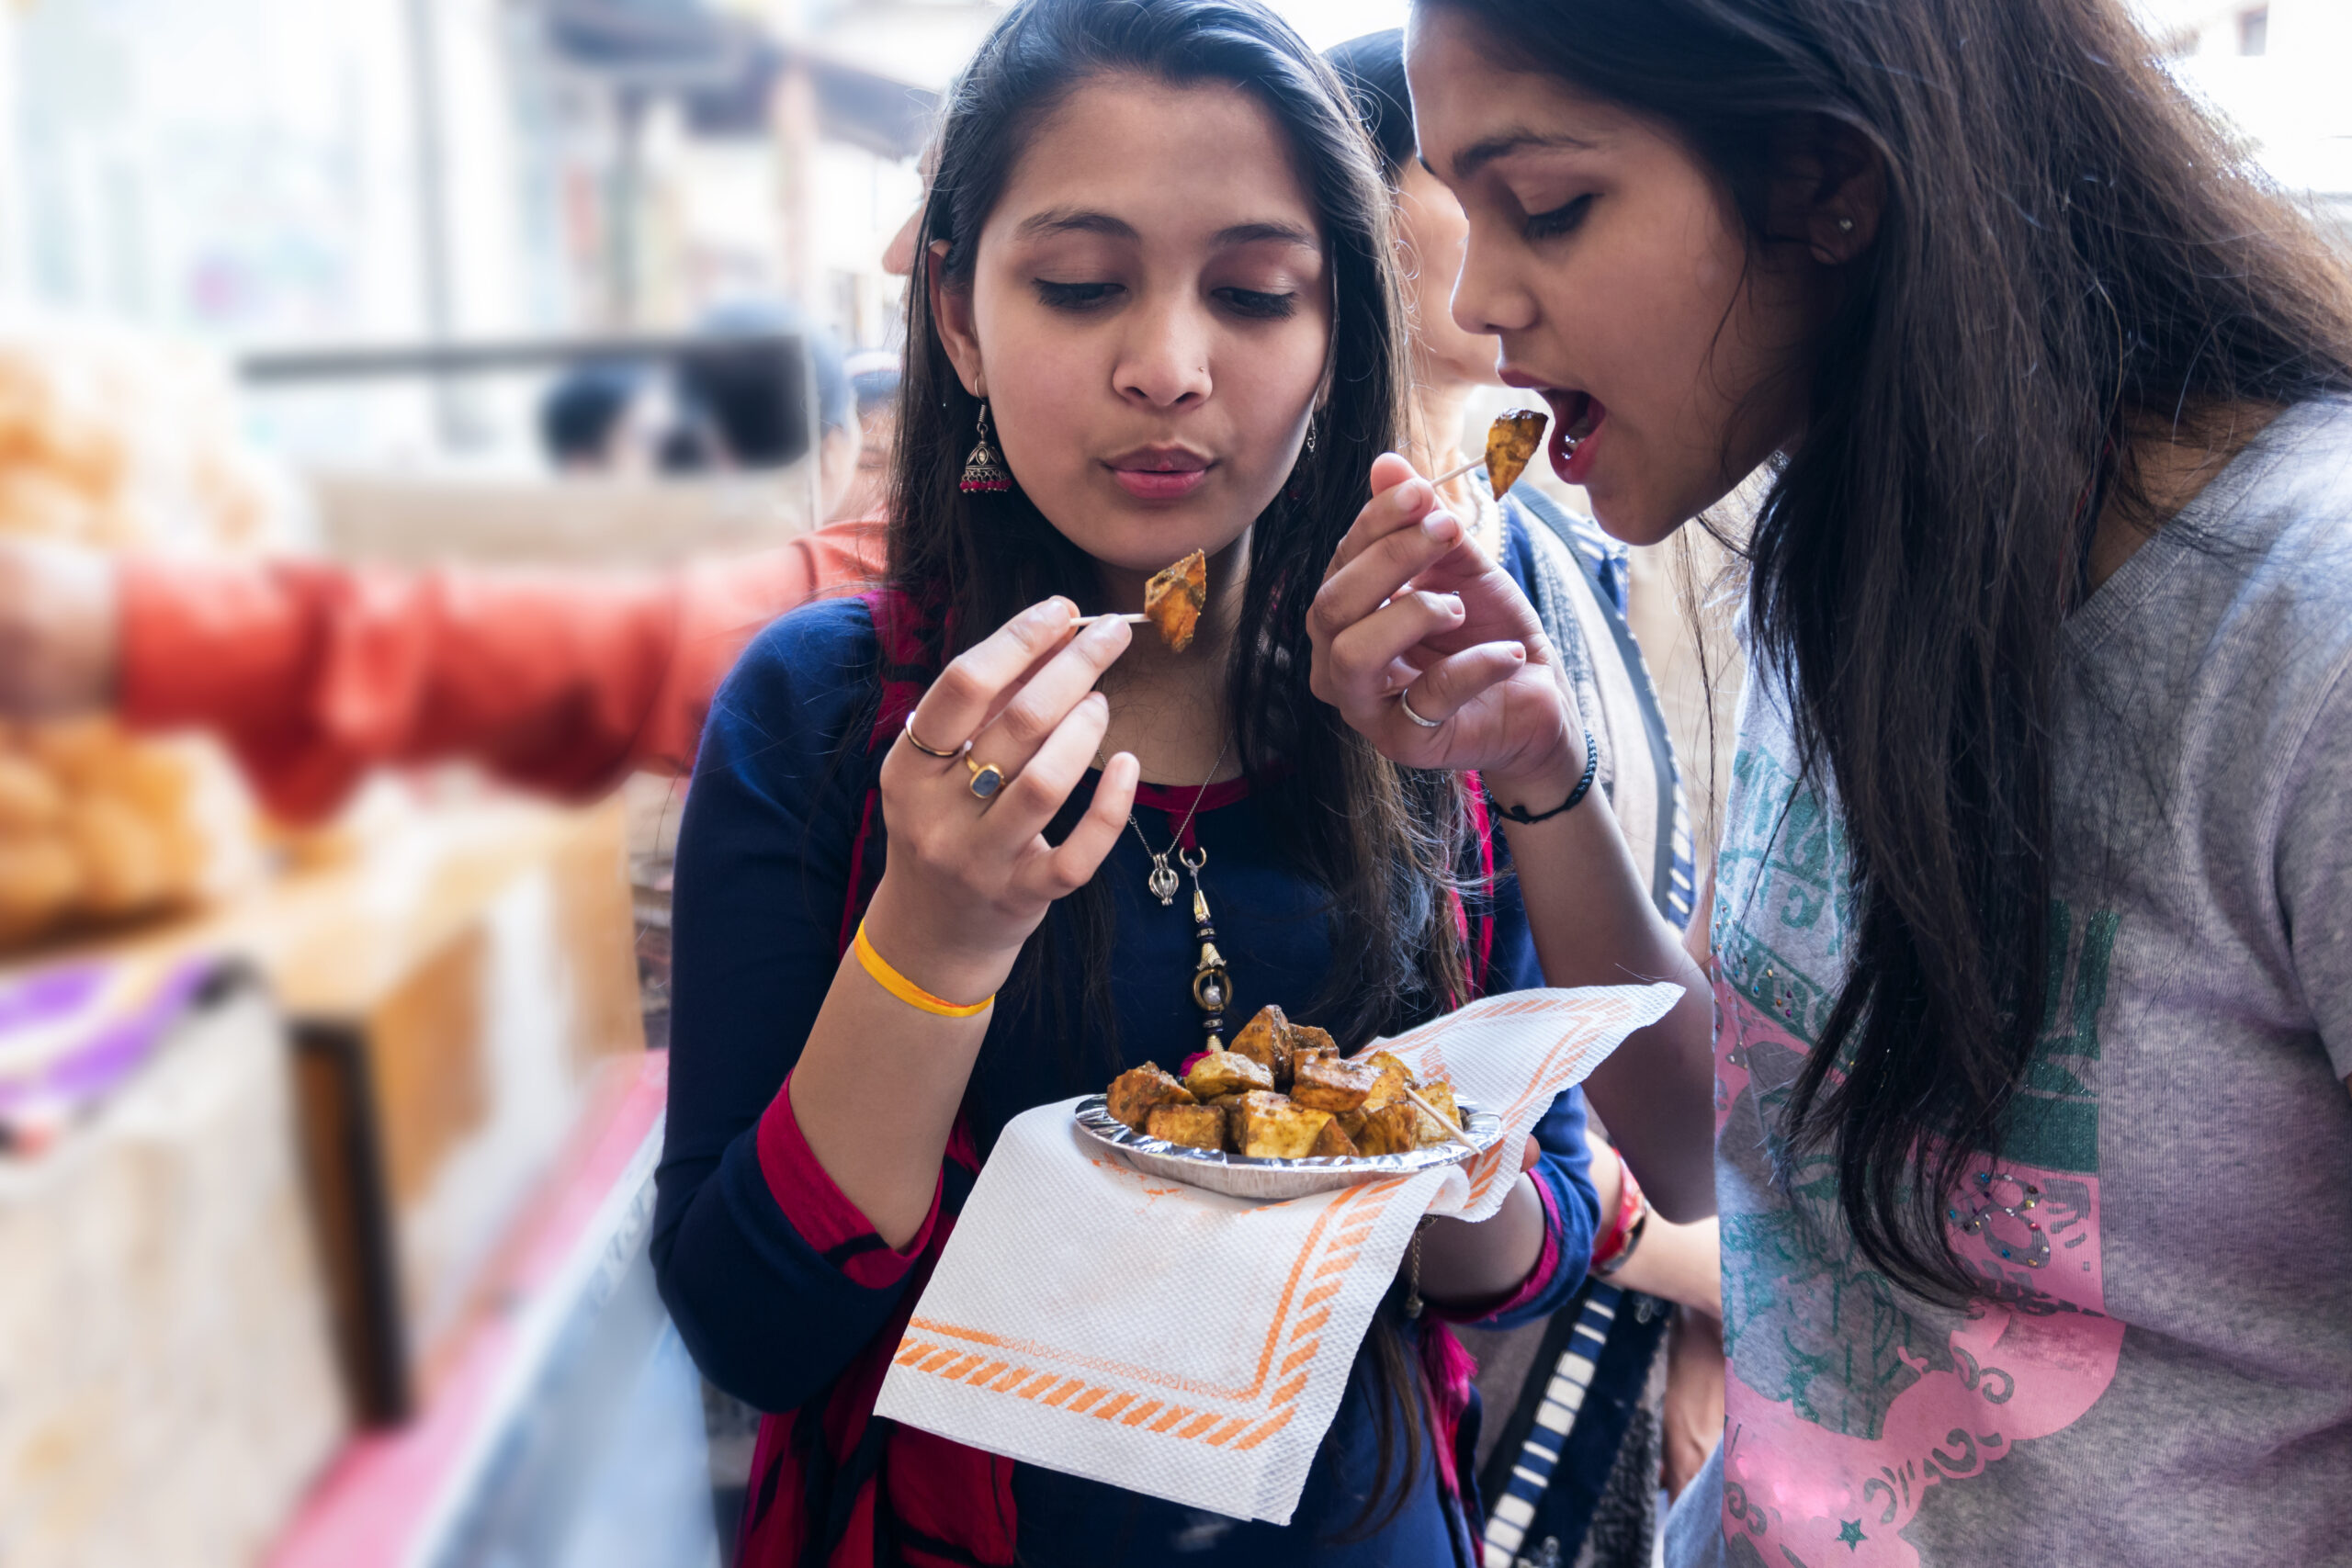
[1451,223,1537,338]
[1114,299,1214,409]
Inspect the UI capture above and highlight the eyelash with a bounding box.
[1524,195,1594,242]
[1035,280,1120,310]
[1217,288,1297,321]
[1031,281,1298,320]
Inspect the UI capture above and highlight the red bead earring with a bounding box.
[958,401,1012,494]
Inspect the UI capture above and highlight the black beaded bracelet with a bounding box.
[1487,729,1599,825]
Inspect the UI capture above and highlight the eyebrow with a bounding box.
[1438,128,1599,182]
[1009,210,1320,252]
[1014,209,1138,242]
[1213,220,1320,252]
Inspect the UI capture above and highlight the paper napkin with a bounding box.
[872,983,1681,1526]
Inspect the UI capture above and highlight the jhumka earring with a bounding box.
[959,401,1012,494]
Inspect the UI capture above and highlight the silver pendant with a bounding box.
[1148,858,1181,905]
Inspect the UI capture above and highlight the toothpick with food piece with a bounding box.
[1431,407,1548,499]
[1073,547,1207,651]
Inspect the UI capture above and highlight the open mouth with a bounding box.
[1539,389,1606,482]
[1556,390,1600,448]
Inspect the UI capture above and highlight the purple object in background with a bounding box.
[0,957,216,1151]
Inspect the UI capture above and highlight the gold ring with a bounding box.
[903,710,967,760]
[966,753,1007,800]
[1398,690,1445,729]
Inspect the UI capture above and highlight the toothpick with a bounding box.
[1070,612,1151,628]
[1429,455,1485,490]
[1403,1085,1479,1153]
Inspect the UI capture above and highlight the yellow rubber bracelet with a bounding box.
[852,919,994,1019]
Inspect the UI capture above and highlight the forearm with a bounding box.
[1487,747,1718,1221]
[1606,1213,1721,1317]
[1418,1173,1548,1305]
[788,887,1003,1248]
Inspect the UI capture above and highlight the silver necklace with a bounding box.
[1101,736,1238,1052]
[1105,738,1232,905]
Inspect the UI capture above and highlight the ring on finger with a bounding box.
[903,710,968,761]
[1398,690,1445,729]
[965,752,1009,800]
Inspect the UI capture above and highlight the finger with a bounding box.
[971,615,1132,778]
[1310,509,1465,649]
[1323,457,1442,581]
[1323,591,1468,703]
[1035,749,1139,897]
[906,597,1080,758]
[985,688,1114,845]
[1399,642,1530,725]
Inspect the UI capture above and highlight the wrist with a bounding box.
[862,874,1021,1008]
[1482,728,1590,821]
[1590,1145,1651,1275]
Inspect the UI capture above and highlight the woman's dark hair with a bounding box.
[1326,28,1414,182]
[885,0,1460,1528]
[1424,0,2352,1302]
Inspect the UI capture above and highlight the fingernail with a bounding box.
[1426,513,1459,540]
[1510,643,1527,661]
[1446,594,1465,615]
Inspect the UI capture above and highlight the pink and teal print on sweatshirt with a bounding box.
[1707,745,2123,1567]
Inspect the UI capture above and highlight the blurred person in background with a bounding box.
[662,304,865,516]
[835,350,903,525]
[541,360,669,476]
[0,321,887,822]
[1329,28,1723,1560]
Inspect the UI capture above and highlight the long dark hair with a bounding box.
[1425,0,2352,1301]
[885,0,1459,1527]
[892,0,1467,1078]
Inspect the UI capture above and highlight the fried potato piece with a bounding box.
[1291,1025,1339,1067]
[1229,1004,1295,1087]
[1289,1054,1384,1113]
[1306,1118,1359,1159]
[0,756,62,834]
[1358,1052,1415,1113]
[1185,1049,1274,1100]
[1351,1100,1419,1157]
[1142,548,1207,652]
[1232,1090,1334,1159]
[1410,1080,1463,1147]
[1106,1063,1195,1132]
[1483,408,1547,499]
[1145,1102,1227,1151]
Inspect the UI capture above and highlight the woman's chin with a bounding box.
[1037,499,1257,575]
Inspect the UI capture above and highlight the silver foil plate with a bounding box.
[1071,1094,1503,1201]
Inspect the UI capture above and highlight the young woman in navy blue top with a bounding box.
[650,2,1698,1561]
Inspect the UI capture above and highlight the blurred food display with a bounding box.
[0,332,279,952]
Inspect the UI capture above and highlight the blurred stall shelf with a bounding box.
[2,795,649,1429]
[240,328,823,568]
[267,1051,715,1568]
[270,798,649,1425]
[0,964,345,1568]
[303,468,817,569]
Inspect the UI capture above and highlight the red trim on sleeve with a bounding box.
[757,1073,941,1290]
[1431,1172,1563,1326]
